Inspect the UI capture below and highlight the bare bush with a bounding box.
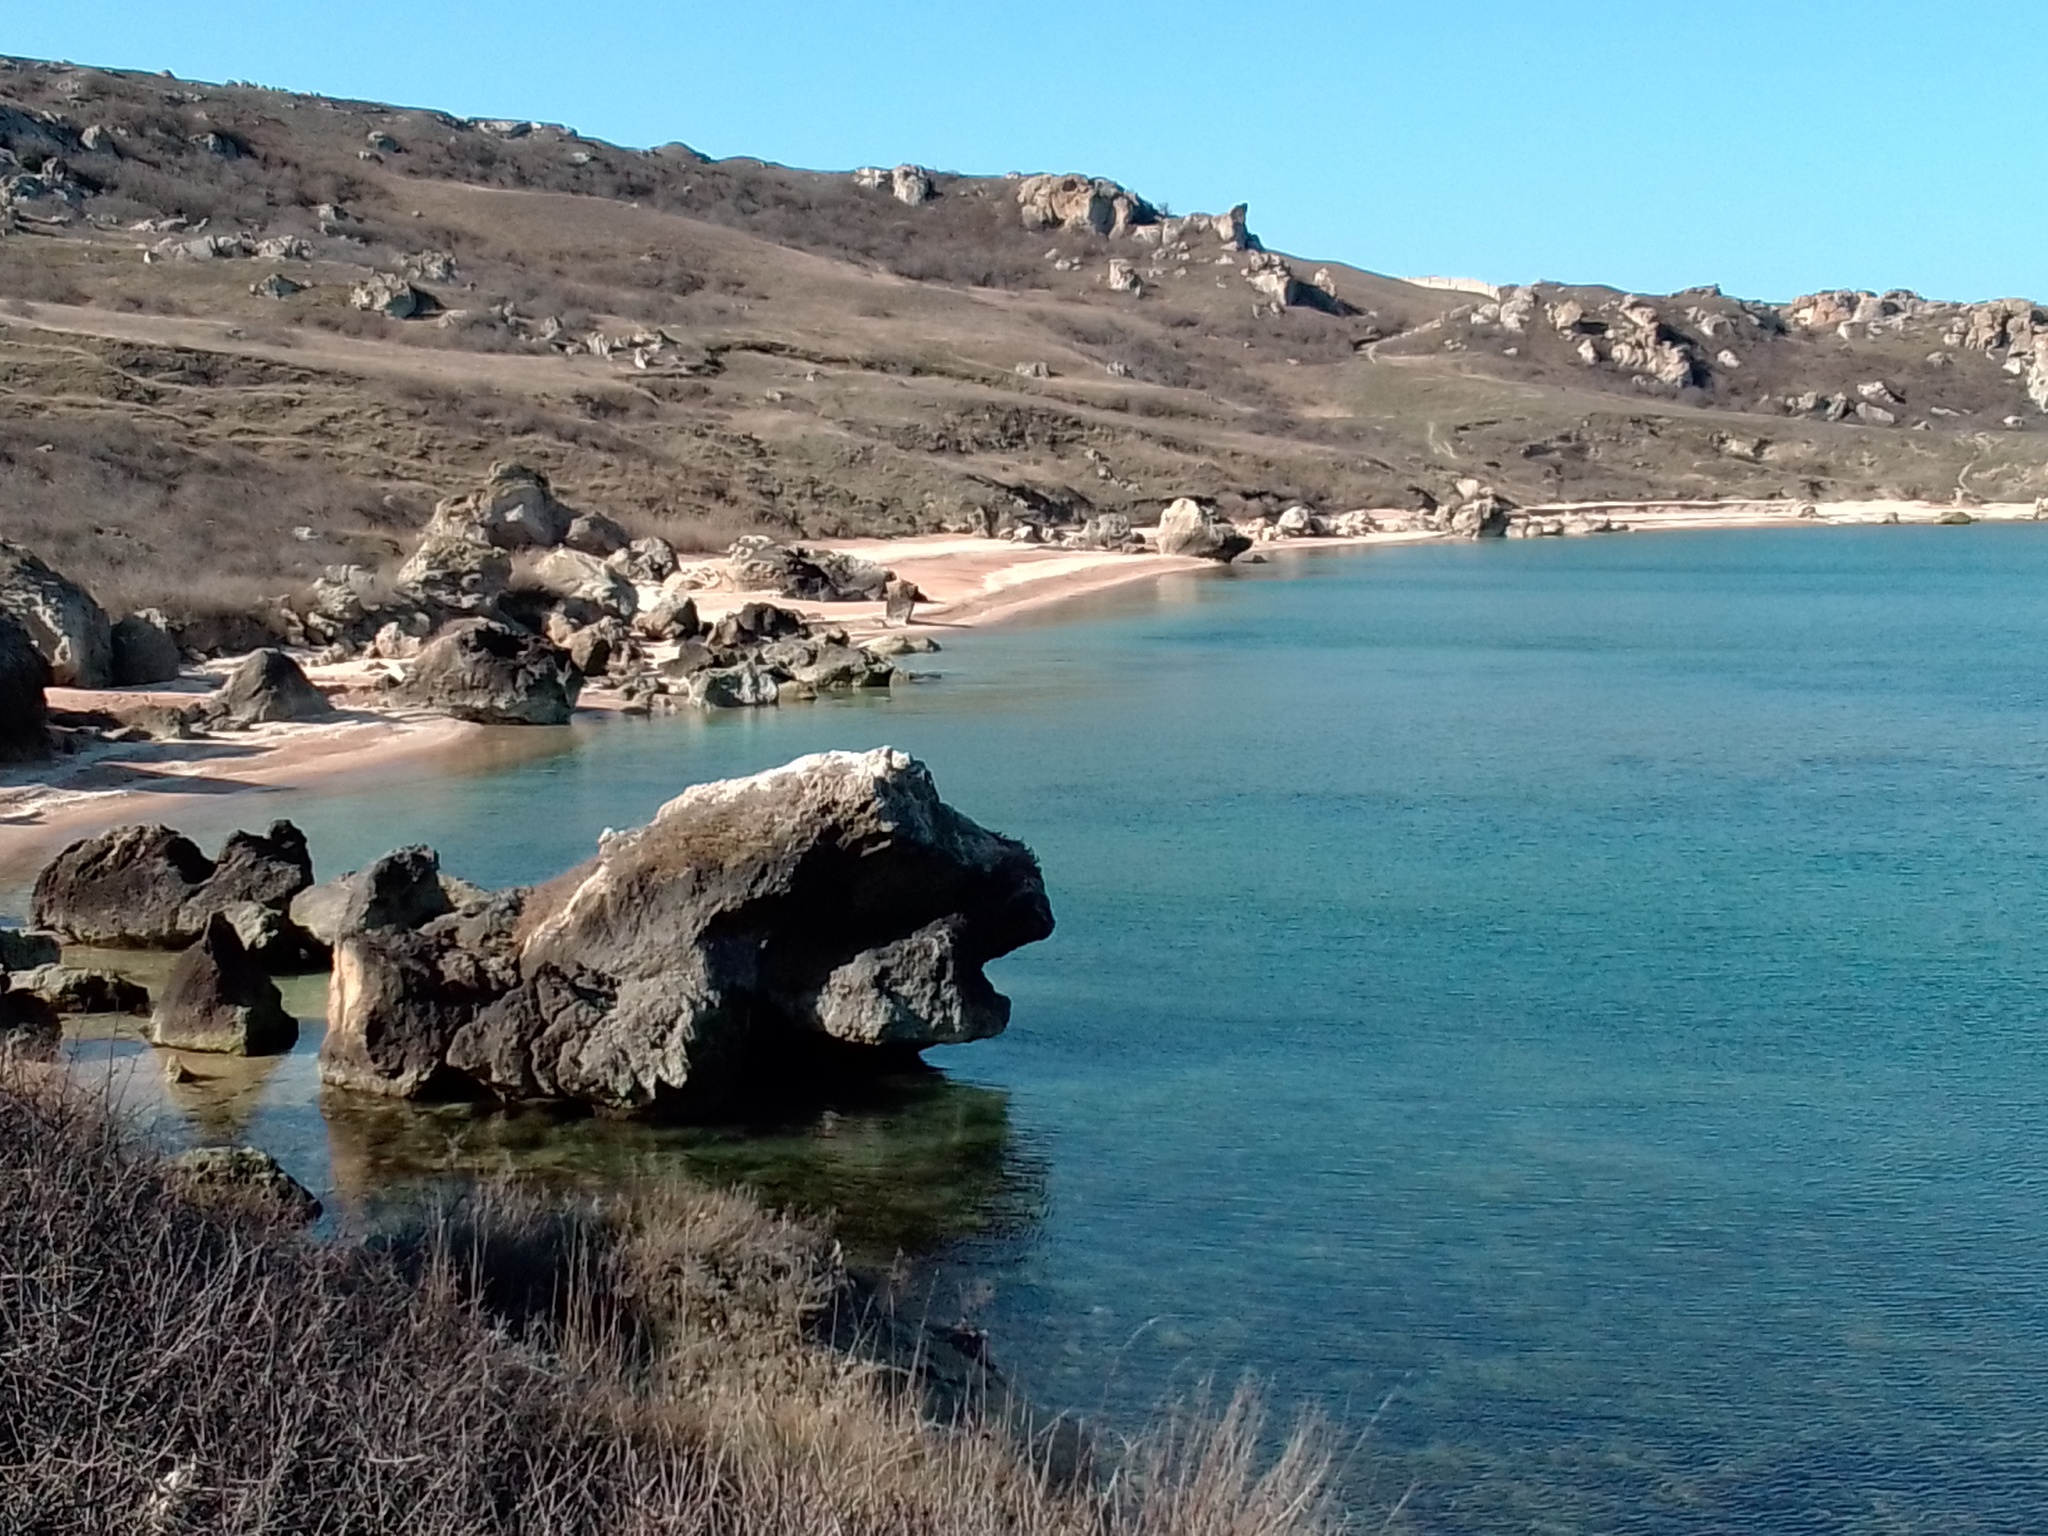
[0,1066,1347,1536]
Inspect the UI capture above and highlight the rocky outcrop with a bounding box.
[30,821,314,949]
[564,511,630,558]
[726,537,894,602]
[7,964,149,1016]
[319,749,1054,1113]
[1015,174,1155,237]
[150,912,299,1056]
[1156,499,1252,562]
[350,272,435,318]
[290,845,463,947]
[0,542,112,688]
[110,611,182,685]
[514,548,639,625]
[0,610,51,763]
[891,165,934,205]
[434,462,576,552]
[396,619,581,725]
[210,649,333,725]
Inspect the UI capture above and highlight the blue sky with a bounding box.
[13,1,2038,303]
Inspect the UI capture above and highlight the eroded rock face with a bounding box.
[290,846,455,946]
[30,821,314,948]
[397,619,581,725]
[150,912,299,1056]
[0,610,51,763]
[318,749,1055,1113]
[0,541,111,688]
[1156,498,1252,562]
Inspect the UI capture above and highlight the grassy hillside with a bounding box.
[1,55,2044,619]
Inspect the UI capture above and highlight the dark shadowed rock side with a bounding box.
[0,610,51,763]
[396,618,581,725]
[210,648,333,725]
[31,821,314,948]
[151,912,299,1056]
[321,748,1054,1114]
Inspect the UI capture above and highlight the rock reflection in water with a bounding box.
[321,1068,1045,1262]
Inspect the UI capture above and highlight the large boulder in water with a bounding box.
[150,912,298,1055]
[211,649,334,725]
[0,541,112,687]
[319,748,1055,1113]
[0,610,51,762]
[397,619,580,724]
[289,845,459,946]
[31,821,314,948]
[1156,499,1251,562]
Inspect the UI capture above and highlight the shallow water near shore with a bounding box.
[19,525,2048,1532]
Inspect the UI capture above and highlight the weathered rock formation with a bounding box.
[150,912,299,1055]
[1015,174,1156,237]
[726,537,894,602]
[211,649,334,725]
[31,820,314,948]
[350,272,435,318]
[6,964,149,1016]
[396,618,581,725]
[319,748,1054,1114]
[0,610,51,762]
[290,845,471,946]
[1156,498,1252,562]
[0,541,111,688]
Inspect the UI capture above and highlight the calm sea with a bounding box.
[21,526,2048,1533]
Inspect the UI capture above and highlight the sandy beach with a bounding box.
[2,496,2038,874]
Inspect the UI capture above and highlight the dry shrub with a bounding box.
[0,1066,1347,1536]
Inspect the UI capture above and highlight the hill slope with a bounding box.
[2,55,2045,618]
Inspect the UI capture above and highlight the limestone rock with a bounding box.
[609,536,679,585]
[519,547,639,623]
[350,272,435,319]
[320,749,1054,1112]
[8,964,150,1016]
[289,846,454,946]
[397,619,581,725]
[1015,173,1155,237]
[1156,499,1252,562]
[726,537,893,602]
[0,610,51,762]
[421,463,575,554]
[31,821,314,949]
[165,1146,322,1224]
[891,164,934,205]
[110,610,182,685]
[634,591,701,642]
[212,649,333,725]
[563,511,630,558]
[0,541,112,688]
[1106,259,1142,295]
[150,913,299,1056]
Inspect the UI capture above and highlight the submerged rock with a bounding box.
[31,820,314,949]
[165,1146,322,1224]
[151,912,299,1056]
[319,748,1055,1113]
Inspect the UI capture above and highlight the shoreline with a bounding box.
[1,497,2037,871]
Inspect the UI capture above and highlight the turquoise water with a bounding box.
[22,526,2048,1531]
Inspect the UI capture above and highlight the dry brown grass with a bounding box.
[0,1065,1347,1536]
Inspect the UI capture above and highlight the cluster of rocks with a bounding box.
[0,152,88,227]
[1531,292,1706,388]
[145,231,310,264]
[12,750,1057,1122]
[318,748,1054,1113]
[1783,290,2048,416]
[0,926,147,1053]
[1238,506,1381,542]
[853,164,935,205]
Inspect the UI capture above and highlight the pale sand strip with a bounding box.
[0,498,2038,873]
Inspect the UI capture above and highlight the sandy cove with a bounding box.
[2,496,2040,874]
